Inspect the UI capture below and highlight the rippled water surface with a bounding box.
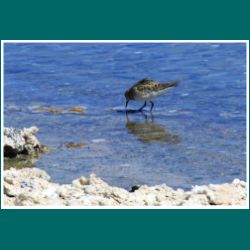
[4,42,247,190]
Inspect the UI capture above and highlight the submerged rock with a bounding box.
[68,107,86,113]
[4,127,47,158]
[32,106,86,114]
[3,168,247,207]
[4,155,40,170]
[32,107,64,114]
[66,142,86,148]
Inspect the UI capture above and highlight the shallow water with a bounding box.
[4,42,246,190]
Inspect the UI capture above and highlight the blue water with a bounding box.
[4,42,247,190]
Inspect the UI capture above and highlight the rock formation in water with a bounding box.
[4,126,45,158]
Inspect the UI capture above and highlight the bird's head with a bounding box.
[124,90,130,109]
[124,90,129,101]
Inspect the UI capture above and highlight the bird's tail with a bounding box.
[161,80,180,89]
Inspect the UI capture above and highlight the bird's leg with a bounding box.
[125,100,129,110]
[138,101,147,112]
[150,101,154,112]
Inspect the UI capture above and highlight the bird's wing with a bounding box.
[132,79,179,95]
[133,79,159,92]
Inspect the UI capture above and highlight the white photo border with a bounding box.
[1,40,249,209]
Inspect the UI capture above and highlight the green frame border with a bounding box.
[0,0,250,249]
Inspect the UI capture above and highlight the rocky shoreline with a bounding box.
[3,167,247,206]
[3,127,247,207]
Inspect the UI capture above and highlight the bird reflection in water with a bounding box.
[125,112,180,143]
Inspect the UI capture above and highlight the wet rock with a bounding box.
[32,106,86,114]
[68,107,86,113]
[3,168,247,207]
[130,185,141,192]
[4,127,46,158]
[66,142,86,148]
[32,107,64,114]
[4,155,39,170]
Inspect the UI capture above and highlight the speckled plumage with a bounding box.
[125,78,179,111]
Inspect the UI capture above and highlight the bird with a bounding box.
[124,78,179,112]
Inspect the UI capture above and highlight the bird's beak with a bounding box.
[125,100,129,109]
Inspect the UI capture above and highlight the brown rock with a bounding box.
[68,107,85,113]
[32,107,64,114]
[66,142,86,148]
